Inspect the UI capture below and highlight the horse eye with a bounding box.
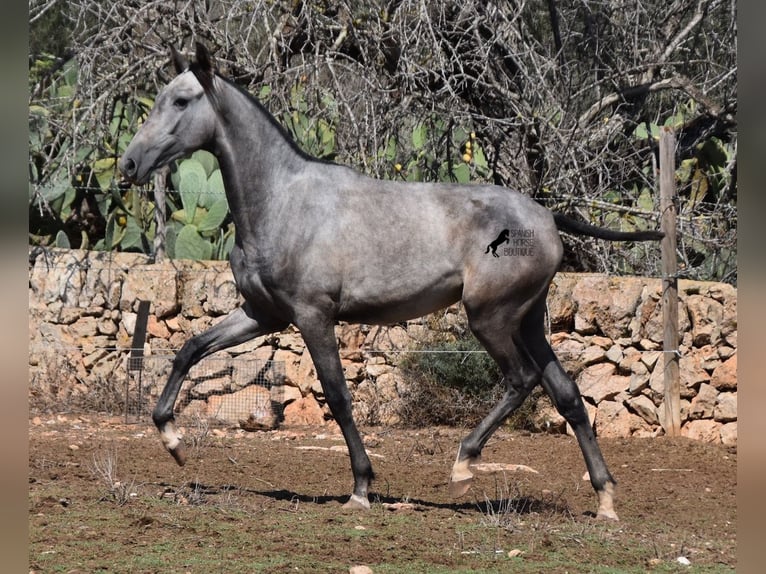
[174,98,189,109]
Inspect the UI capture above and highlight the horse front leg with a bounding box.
[152,303,286,465]
[298,317,374,509]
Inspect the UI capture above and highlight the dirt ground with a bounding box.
[29,415,736,573]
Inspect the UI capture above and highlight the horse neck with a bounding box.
[211,81,308,237]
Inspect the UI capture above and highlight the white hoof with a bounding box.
[596,482,618,521]
[343,494,371,510]
[159,422,186,466]
[449,452,480,498]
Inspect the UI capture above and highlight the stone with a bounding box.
[595,401,647,438]
[276,332,306,353]
[551,334,585,375]
[720,422,737,446]
[123,265,179,318]
[681,419,722,444]
[714,392,737,423]
[581,345,607,366]
[686,294,724,347]
[605,344,623,364]
[207,385,272,425]
[283,395,325,426]
[625,394,659,426]
[619,346,642,372]
[206,273,239,315]
[96,317,119,335]
[640,350,662,371]
[679,353,710,391]
[572,276,644,339]
[68,316,98,340]
[147,316,171,339]
[590,335,613,349]
[240,404,278,431]
[577,363,619,403]
[689,383,717,420]
[710,355,737,391]
[532,402,566,433]
[546,273,579,331]
[274,349,302,388]
[342,359,365,382]
[296,351,319,394]
[365,362,392,379]
[628,361,650,395]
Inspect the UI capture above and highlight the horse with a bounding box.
[119,43,663,520]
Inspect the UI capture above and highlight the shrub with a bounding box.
[397,326,544,430]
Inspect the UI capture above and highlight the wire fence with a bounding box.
[125,355,286,427]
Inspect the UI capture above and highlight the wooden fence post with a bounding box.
[659,127,681,436]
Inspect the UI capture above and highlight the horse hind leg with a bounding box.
[448,305,542,497]
[523,302,619,521]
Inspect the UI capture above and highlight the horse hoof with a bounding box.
[596,509,619,521]
[448,477,473,498]
[169,442,187,467]
[342,494,371,510]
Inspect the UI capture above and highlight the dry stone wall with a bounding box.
[28,248,737,444]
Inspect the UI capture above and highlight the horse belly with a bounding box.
[337,266,463,325]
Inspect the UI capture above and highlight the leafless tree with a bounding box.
[29,0,736,282]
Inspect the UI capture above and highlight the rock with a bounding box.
[283,395,325,426]
[688,383,717,420]
[686,294,724,347]
[207,385,272,425]
[619,346,643,372]
[640,350,662,371]
[628,361,650,395]
[572,276,643,339]
[679,353,710,391]
[605,344,624,364]
[206,273,239,315]
[720,422,737,446]
[342,359,365,382]
[551,334,585,375]
[274,349,302,388]
[532,401,566,434]
[296,351,319,394]
[123,265,179,318]
[681,419,722,444]
[147,316,171,339]
[714,392,737,423]
[625,394,659,425]
[547,274,578,330]
[581,345,607,366]
[349,566,373,574]
[595,401,647,438]
[710,355,737,391]
[577,363,622,403]
[240,405,278,431]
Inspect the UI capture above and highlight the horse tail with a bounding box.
[553,213,664,241]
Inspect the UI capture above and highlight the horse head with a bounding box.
[119,43,218,185]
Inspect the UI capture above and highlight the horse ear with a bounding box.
[195,42,214,74]
[170,45,188,74]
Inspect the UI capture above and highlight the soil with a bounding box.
[29,415,736,573]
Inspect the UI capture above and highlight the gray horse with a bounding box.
[120,43,662,520]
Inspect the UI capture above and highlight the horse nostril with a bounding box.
[120,157,136,177]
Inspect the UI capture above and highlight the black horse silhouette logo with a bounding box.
[485,229,510,257]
